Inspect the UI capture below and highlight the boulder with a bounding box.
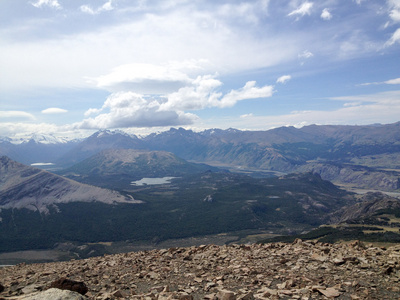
[50,278,88,295]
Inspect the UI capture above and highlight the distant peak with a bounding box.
[170,127,189,132]
[226,128,241,133]
[92,129,133,138]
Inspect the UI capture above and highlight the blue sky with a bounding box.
[1,0,400,139]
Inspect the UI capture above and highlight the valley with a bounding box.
[1,122,400,263]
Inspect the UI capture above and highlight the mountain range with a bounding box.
[1,122,400,191]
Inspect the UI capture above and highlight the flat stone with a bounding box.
[21,284,41,295]
[317,287,341,298]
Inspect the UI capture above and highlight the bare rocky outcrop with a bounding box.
[329,192,400,224]
[1,241,400,299]
[296,162,400,192]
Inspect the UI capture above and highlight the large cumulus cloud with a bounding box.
[77,92,197,129]
[76,64,274,129]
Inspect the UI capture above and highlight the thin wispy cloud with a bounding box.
[276,75,292,84]
[288,2,313,18]
[240,113,254,118]
[385,28,400,46]
[0,111,35,120]
[361,77,400,86]
[213,91,400,130]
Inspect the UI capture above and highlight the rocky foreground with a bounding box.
[1,240,400,300]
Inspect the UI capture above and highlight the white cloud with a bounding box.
[79,71,274,129]
[219,81,274,108]
[84,108,102,117]
[31,0,61,9]
[163,78,274,111]
[80,0,114,15]
[390,9,400,22]
[162,75,223,111]
[321,8,332,20]
[101,0,114,12]
[288,2,313,18]
[385,27,400,46]
[388,0,400,23]
[0,111,35,120]
[41,107,68,114]
[385,77,400,84]
[95,62,193,93]
[77,92,197,129]
[276,75,292,84]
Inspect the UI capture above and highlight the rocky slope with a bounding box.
[296,162,400,192]
[0,156,141,213]
[329,192,400,224]
[1,241,399,299]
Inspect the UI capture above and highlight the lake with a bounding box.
[131,177,177,186]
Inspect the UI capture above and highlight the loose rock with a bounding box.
[0,242,399,299]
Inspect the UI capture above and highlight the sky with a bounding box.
[1,0,400,139]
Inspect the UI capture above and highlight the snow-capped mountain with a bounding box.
[8,133,76,145]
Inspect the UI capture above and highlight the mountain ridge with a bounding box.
[60,148,220,189]
[0,156,141,214]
